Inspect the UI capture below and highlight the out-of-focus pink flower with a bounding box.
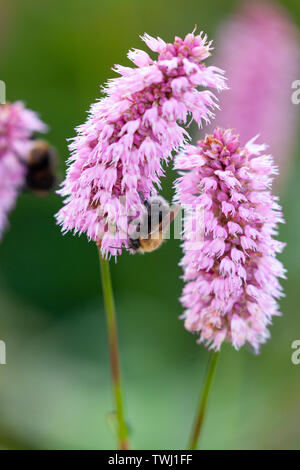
[174,128,286,352]
[56,32,227,258]
[206,0,299,187]
[0,101,47,238]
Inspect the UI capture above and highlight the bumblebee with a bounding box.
[25,140,57,195]
[128,195,178,254]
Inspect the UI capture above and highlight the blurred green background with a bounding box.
[0,0,299,450]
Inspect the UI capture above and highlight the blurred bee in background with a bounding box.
[24,139,57,195]
[128,194,179,254]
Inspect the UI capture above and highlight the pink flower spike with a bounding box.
[174,128,286,352]
[206,0,299,188]
[0,102,47,239]
[56,32,227,259]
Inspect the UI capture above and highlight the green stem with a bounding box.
[98,251,129,450]
[188,352,219,450]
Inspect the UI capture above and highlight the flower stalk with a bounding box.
[188,352,219,450]
[98,250,129,450]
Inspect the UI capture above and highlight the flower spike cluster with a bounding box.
[56,32,226,258]
[174,128,286,352]
[0,102,47,238]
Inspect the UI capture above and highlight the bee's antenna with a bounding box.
[138,191,151,213]
[138,191,146,203]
